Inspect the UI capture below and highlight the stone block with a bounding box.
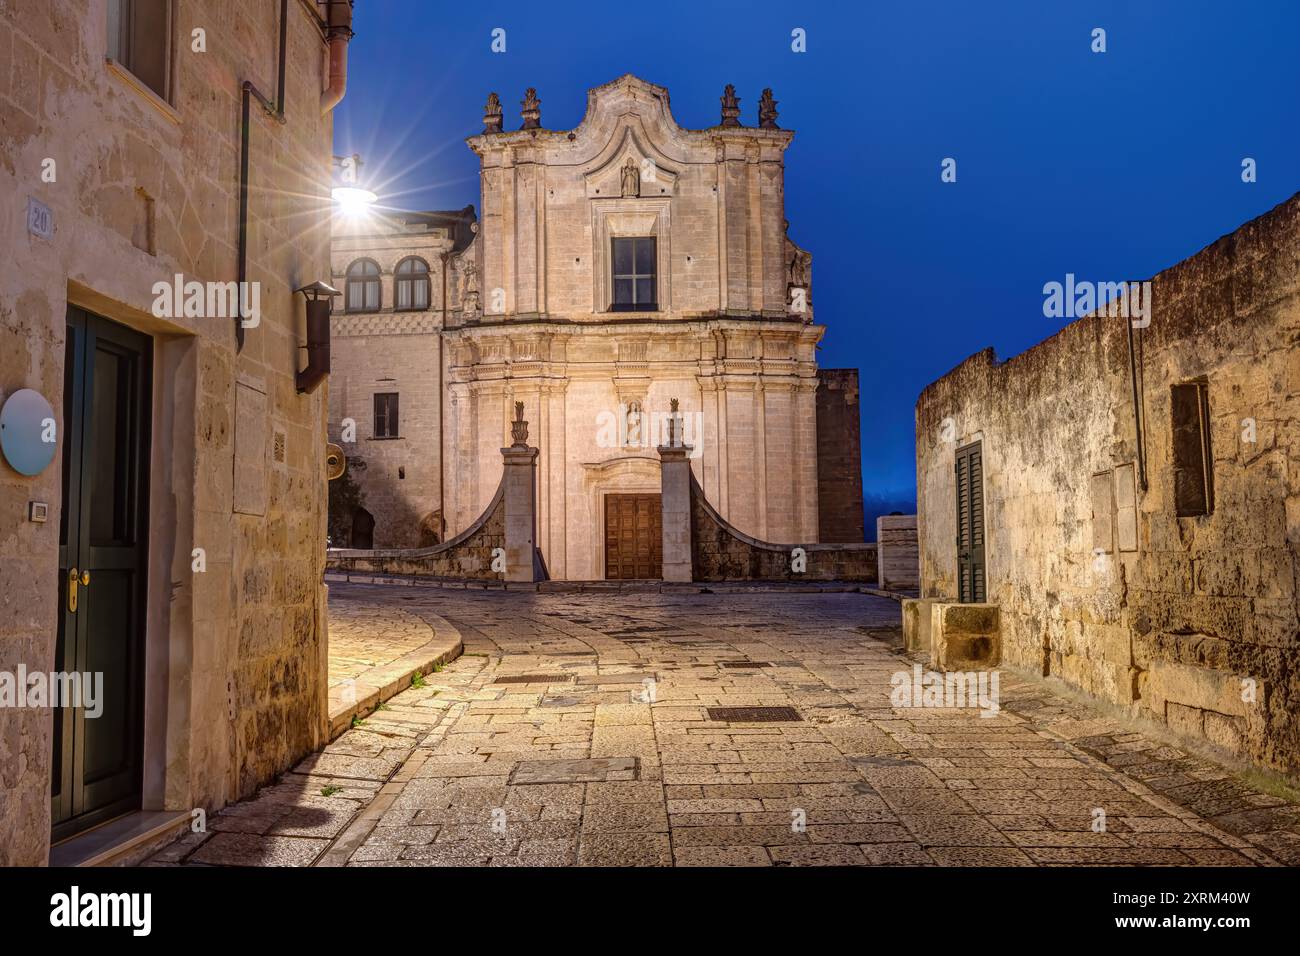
[1204,711,1247,756]
[1144,660,1249,719]
[901,598,934,655]
[930,602,1001,670]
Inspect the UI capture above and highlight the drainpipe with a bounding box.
[1125,294,1148,491]
[439,252,448,541]
[237,1,352,352]
[236,0,289,351]
[320,0,354,114]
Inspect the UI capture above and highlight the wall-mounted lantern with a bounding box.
[295,280,342,394]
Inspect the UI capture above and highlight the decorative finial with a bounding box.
[520,88,541,130]
[720,84,741,127]
[758,88,778,129]
[668,397,681,447]
[483,92,503,133]
[511,401,529,446]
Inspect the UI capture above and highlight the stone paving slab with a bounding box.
[145,583,1300,868]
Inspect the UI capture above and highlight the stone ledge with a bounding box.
[50,810,191,867]
[901,597,936,654]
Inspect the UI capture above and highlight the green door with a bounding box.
[52,307,152,842]
[955,441,986,603]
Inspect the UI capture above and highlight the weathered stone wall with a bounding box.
[0,0,336,862]
[876,514,919,590]
[816,369,865,542]
[327,486,505,579]
[691,479,878,582]
[915,194,1300,774]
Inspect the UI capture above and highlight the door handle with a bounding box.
[67,568,90,612]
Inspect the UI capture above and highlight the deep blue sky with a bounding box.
[336,0,1300,528]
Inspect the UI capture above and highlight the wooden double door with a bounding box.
[604,493,662,580]
[53,307,151,841]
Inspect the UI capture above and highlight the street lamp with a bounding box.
[331,152,376,216]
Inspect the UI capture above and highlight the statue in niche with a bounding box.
[788,249,812,320]
[621,158,640,198]
[789,249,811,289]
[625,400,642,446]
[460,258,480,316]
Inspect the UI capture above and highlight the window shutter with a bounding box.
[1171,382,1213,516]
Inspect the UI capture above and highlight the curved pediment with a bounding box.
[567,74,697,167]
[582,125,680,199]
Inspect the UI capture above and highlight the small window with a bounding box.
[108,0,171,100]
[346,259,381,312]
[1171,381,1213,517]
[395,257,430,311]
[373,392,399,439]
[611,237,657,311]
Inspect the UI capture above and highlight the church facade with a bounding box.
[329,75,863,580]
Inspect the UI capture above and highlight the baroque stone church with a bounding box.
[328,75,863,580]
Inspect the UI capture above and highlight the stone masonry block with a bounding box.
[901,598,934,655]
[930,602,1001,671]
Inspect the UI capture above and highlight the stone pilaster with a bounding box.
[501,442,540,582]
[658,443,694,582]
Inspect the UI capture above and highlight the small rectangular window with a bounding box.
[108,0,171,101]
[1171,382,1213,517]
[611,237,657,311]
[373,393,399,439]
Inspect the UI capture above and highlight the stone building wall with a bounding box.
[915,194,1300,774]
[0,0,340,863]
[876,514,919,590]
[325,76,869,582]
[327,486,506,579]
[816,369,865,542]
[437,75,829,579]
[328,209,474,548]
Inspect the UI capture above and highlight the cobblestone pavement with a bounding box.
[327,596,434,690]
[148,582,1300,867]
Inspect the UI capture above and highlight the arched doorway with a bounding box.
[351,507,375,549]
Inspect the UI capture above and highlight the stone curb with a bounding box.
[326,610,464,740]
[859,586,918,603]
[326,571,900,595]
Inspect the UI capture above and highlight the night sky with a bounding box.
[334,0,1300,535]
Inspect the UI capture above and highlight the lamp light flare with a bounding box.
[332,185,377,217]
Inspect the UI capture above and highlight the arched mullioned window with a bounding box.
[394,257,431,311]
[345,258,381,312]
